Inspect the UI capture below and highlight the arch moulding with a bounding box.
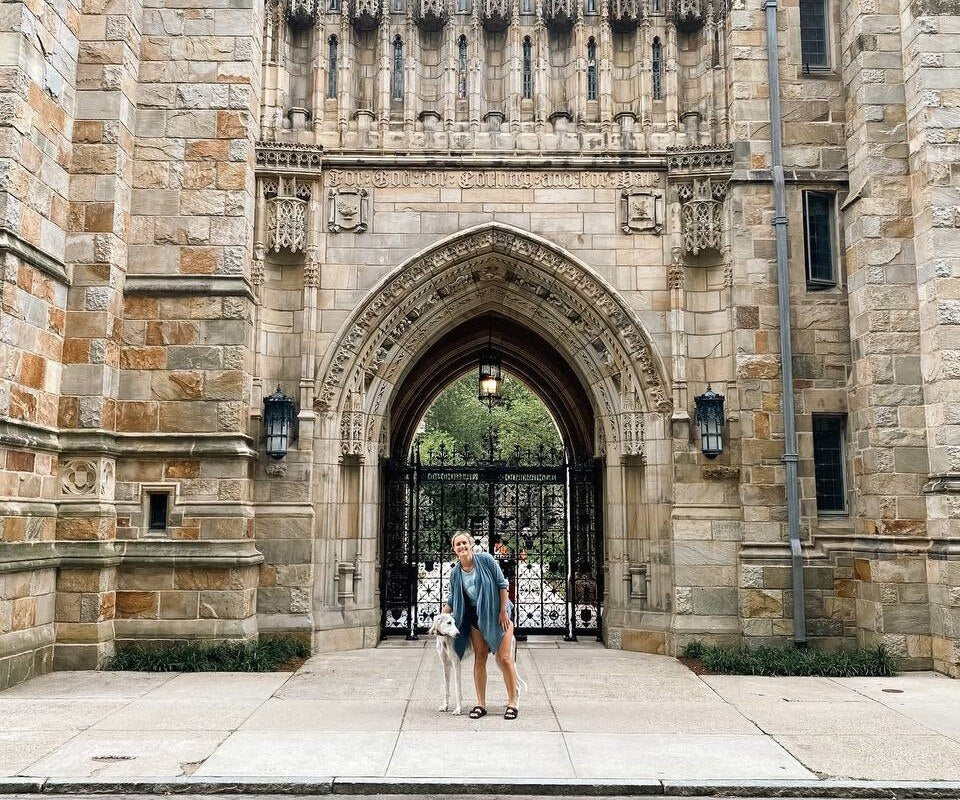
[314,223,673,462]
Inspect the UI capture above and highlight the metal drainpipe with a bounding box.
[763,0,807,645]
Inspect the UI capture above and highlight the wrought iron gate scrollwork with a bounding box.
[381,441,602,639]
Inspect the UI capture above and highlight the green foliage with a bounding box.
[682,641,896,677]
[417,373,562,459]
[106,637,310,672]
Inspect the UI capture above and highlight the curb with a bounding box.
[3,777,960,798]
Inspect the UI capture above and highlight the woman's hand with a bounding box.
[499,610,510,631]
[442,604,452,614]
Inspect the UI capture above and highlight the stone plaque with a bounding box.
[620,189,664,235]
[328,187,369,234]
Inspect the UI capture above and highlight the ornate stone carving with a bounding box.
[414,0,447,30]
[61,459,99,496]
[265,461,288,477]
[285,0,321,27]
[61,458,114,499]
[350,0,382,29]
[315,226,673,449]
[264,177,311,254]
[673,0,704,31]
[620,189,664,235]
[609,0,641,31]
[666,145,734,174]
[327,187,369,234]
[481,0,511,31]
[676,177,726,256]
[256,142,324,172]
[668,248,685,289]
[544,0,578,30]
[326,168,661,190]
[627,562,648,602]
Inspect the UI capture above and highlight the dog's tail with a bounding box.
[512,635,529,697]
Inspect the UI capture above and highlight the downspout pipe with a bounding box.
[763,0,807,646]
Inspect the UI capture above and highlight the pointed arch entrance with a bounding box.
[312,224,672,647]
[382,315,602,639]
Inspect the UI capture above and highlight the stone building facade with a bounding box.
[0,0,959,688]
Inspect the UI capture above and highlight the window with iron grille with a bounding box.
[800,0,830,72]
[652,37,663,100]
[327,36,338,99]
[457,36,468,99]
[587,38,597,101]
[812,415,846,513]
[522,37,533,99]
[803,191,837,287]
[392,36,404,101]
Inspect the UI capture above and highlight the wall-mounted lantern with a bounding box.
[263,385,296,459]
[478,349,503,409]
[694,385,725,459]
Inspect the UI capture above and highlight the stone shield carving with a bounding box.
[328,188,369,234]
[620,189,664,235]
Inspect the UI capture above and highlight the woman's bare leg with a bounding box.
[470,626,489,707]
[495,621,519,707]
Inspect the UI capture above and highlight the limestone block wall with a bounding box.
[0,567,56,688]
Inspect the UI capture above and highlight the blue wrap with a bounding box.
[446,552,512,661]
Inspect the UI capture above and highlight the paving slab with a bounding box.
[21,731,229,778]
[553,700,760,735]
[890,703,960,742]
[0,732,77,778]
[400,699,561,731]
[141,673,290,702]
[91,699,266,732]
[702,675,866,704]
[564,734,815,780]
[194,731,398,777]
[727,700,931,736]
[774,734,960,781]
[386,731,575,778]
[239,698,408,732]
[0,700,128,731]
[0,673,173,701]
[830,674,960,705]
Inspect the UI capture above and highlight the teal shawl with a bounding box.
[446,552,512,660]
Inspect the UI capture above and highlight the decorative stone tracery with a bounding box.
[673,0,705,31]
[315,225,671,460]
[609,0,641,31]
[414,0,448,30]
[545,0,578,30]
[676,177,726,256]
[285,0,321,28]
[482,0,511,31]
[264,176,312,254]
[351,0,382,28]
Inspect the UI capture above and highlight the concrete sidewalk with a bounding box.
[1,640,959,785]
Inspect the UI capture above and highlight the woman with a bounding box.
[441,530,521,720]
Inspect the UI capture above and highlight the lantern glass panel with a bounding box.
[478,350,502,407]
[263,387,295,459]
[695,388,725,459]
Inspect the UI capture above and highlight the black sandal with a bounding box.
[504,705,519,720]
[469,705,487,719]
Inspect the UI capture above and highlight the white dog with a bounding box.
[428,612,464,715]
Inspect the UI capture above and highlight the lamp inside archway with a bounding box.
[478,348,503,409]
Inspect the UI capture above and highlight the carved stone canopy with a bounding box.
[676,177,726,257]
[481,0,511,30]
[414,0,448,29]
[609,0,641,31]
[545,0,578,30]
[264,176,312,254]
[285,0,321,27]
[673,0,705,31]
[350,0,382,28]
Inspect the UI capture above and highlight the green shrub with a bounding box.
[682,641,896,677]
[107,637,310,672]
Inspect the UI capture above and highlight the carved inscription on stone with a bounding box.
[326,169,661,190]
[620,189,664,235]
[328,187,369,234]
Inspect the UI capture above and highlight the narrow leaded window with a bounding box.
[799,0,829,71]
[803,191,836,286]
[327,36,338,98]
[652,0,661,12]
[586,0,596,11]
[392,36,404,101]
[522,37,533,99]
[587,38,597,101]
[457,35,468,99]
[393,0,404,10]
[652,37,663,100]
[812,415,846,513]
[456,0,468,11]
[521,0,532,12]
[330,0,340,10]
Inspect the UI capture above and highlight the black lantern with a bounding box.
[263,385,295,459]
[478,349,503,409]
[694,385,725,459]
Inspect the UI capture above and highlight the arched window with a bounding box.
[522,36,533,99]
[392,36,404,100]
[652,0,661,11]
[587,37,597,101]
[457,35,468,99]
[586,0,596,11]
[330,0,340,10]
[327,36,338,98]
[652,37,663,100]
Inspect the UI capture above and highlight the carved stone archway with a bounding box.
[310,223,674,649]
[315,223,672,464]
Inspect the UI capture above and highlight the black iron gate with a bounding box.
[381,442,602,639]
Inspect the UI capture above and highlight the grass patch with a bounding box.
[681,641,896,677]
[107,637,311,672]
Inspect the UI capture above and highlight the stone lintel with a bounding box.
[0,226,69,284]
[0,542,59,575]
[306,151,667,172]
[728,169,850,186]
[923,474,960,494]
[123,274,256,301]
[59,430,257,459]
[0,418,61,453]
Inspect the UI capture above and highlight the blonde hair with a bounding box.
[450,530,471,548]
